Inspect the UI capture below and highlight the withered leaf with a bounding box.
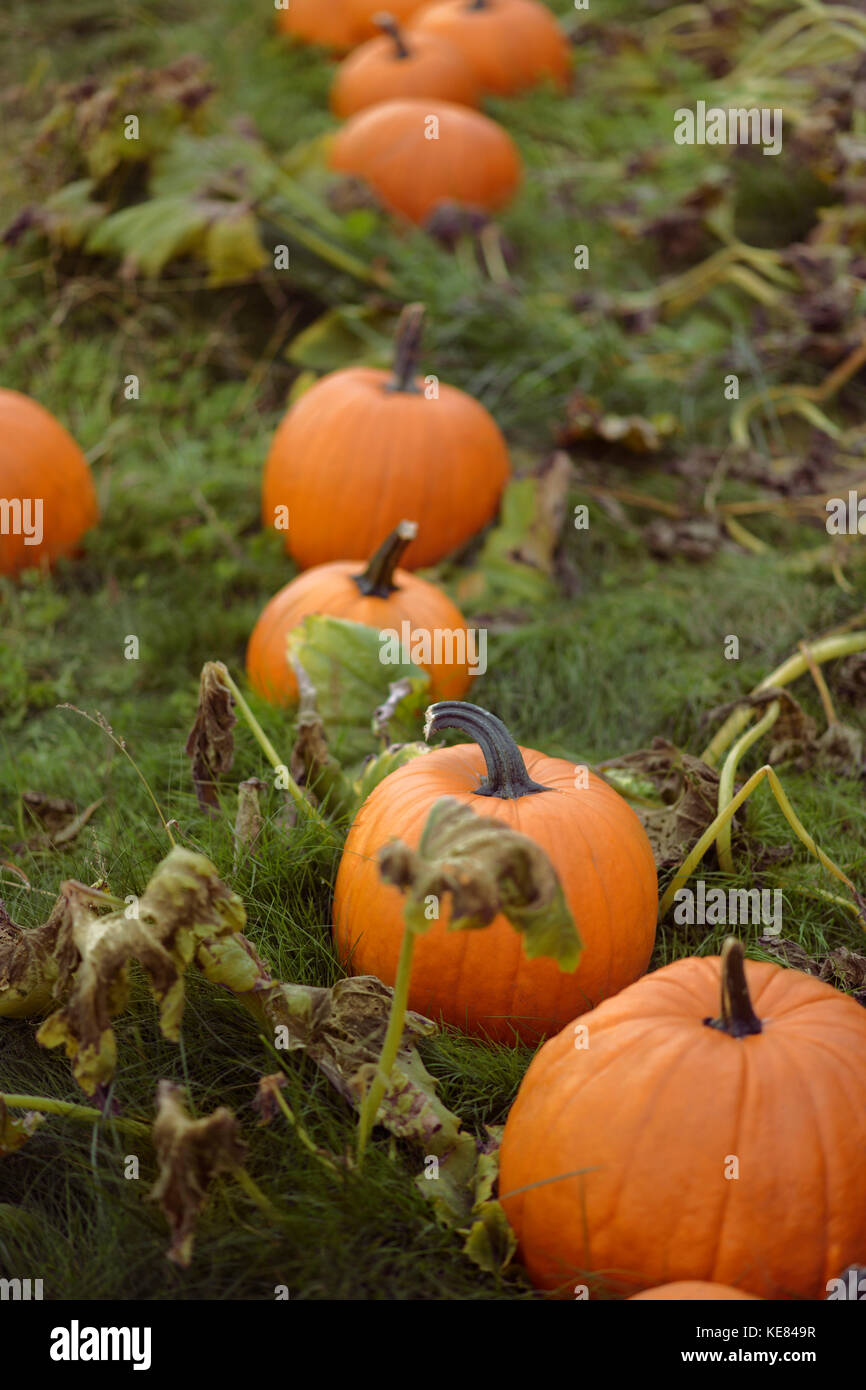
[557,390,678,454]
[185,661,236,810]
[378,796,582,969]
[0,895,68,1018]
[643,516,725,561]
[600,739,729,869]
[288,657,352,814]
[148,1081,246,1267]
[835,653,866,703]
[0,1100,45,1156]
[233,777,267,871]
[36,847,249,1095]
[759,937,866,1004]
[252,1073,287,1127]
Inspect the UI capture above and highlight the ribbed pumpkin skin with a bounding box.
[0,389,99,577]
[350,0,432,40]
[275,0,358,49]
[333,745,658,1043]
[262,370,510,570]
[331,32,479,117]
[410,0,571,95]
[246,560,474,703]
[630,1282,761,1301]
[329,99,522,224]
[499,955,866,1298]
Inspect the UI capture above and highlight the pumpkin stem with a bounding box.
[375,12,412,58]
[424,701,550,799]
[388,303,425,394]
[704,937,763,1038]
[354,520,418,596]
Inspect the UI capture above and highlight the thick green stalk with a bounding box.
[356,925,417,1165]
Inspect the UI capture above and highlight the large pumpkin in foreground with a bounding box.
[329,98,522,224]
[246,520,474,703]
[333,702,658,1042]
[629,1282,761,1301]
[0,389,99,576]
[499,938,866,1298]
[410,0,571,96]
[262,305,510,571]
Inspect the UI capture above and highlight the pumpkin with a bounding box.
[0,389,99,577]
[409,0,571,96]
[331,14,479,117]
[499,938,866,1298]
[275,0,359,50]
[333,701,658,1043]
[246,519,474,704]
[262,304,510,571]
[349,0,431,40]
[329,98,522,224]
[629,1283,761,1301]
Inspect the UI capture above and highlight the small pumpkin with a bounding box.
[262,304,510,571]
[0,389,99,577]
[349,0,431,40]
[329,98,522,224]
[629,1283,761,1302]
[331,14,479,117]
[333,701,658,1043]
[499,938,866,1298]
[246,520,474,704]
[275,0,359,50]
[410,0,571,96]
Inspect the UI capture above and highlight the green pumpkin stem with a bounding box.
[354,520,417,596]
[375,12,412,58]
[424,701,550,799]
[388,303,425,394]
[704,937,763,1038]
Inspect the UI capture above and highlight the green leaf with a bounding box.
[285,304,392,373]
[378,796,582,969]
[204,209,268,286]
[287,615,429,766]
[85,197,208,277]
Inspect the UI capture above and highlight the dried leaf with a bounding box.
[759,937,866,1004]
[558,390,678,453]
[644,517,725,561]
[0,895,67,1018]
[288,657,352,813]
[378,795,581,968]
[185,661,236,811]
[36,847,248,1095]
[14,792,103,853]
[148,1081,246,1267]
[601,739,729,869]
[252,1073,287,1127]
[233,778,266,868]
[0,1100,45,1157]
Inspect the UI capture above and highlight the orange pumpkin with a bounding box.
[262,304,510,571]
[275,0,359,50]
[410,0,571,96]
[499,939,866,1298]
[331,15,479,117]
[0,389,99,577]
[629,1283,761,1301]
[329,98,522,224]
[246,520,474,704]
[349,0,431,40]
[333,701,658,1043]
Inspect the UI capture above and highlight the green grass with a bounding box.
[1,0,865,1300]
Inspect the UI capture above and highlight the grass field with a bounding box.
[1,0,864,1300]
